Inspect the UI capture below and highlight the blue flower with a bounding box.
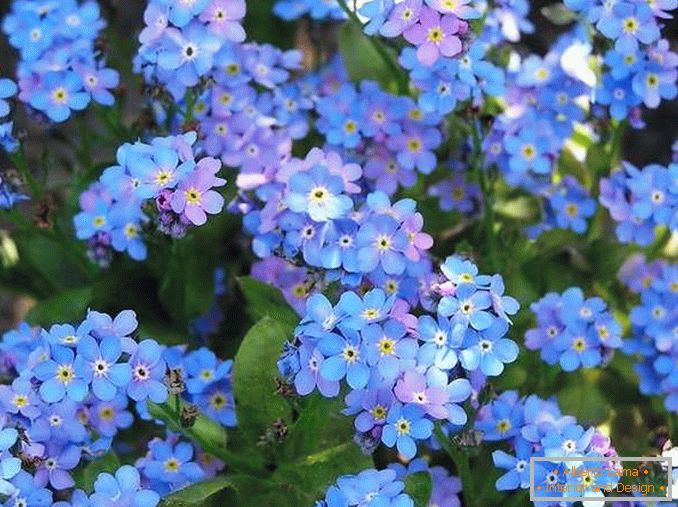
[338,289,396,331]
[141,439,205,489]
[381,403,433,459]
[286,165,353,222]
[492,438,534,490]
[438,284,494,337]
[29,71,90,123]
[363,319,418,380]
[474,390,523,441]
[0,79,17,118]
[504,128,551,174]
[75,335,132,401]
[33,345,88,403]
[0,456,21,497]
[317,330,369,389]
[356,215,409,275]
[541,424,594,460]
[460,319,519,376]
[5,470,53,507]
[184,348,232,394]
[91,465,160,507]
[127,340,169,403]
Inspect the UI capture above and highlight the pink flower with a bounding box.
[170,157,226,226]
[402,212,434,261]
[403,6,463,66]
[199,0,247,42]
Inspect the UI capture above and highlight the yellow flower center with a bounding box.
[226,63,240,75]
[496,418,512,433]
[185,187,202,205]
[342,345,359,363]
[646,74,658,87]
[362,308,380,320]
[99,407,114,421]
[124,223,138,239]
[396,418,411,435]
[344,120,357,134]
[573,338,587,351]
[308,186,328,204]
[56,364,75,384]
[521,144,536,160]
[427,26,444,43]
[407,138,423,152]
[211,393,226,409]
[164,458,180,473]
[376,235,392,251]
[378,337,396,355]
[371,404,387,420]
[12,394,28,408]
[93,215,106,227]
[52,87,68,104]
[565,203,579,217]
[623,17,639,33]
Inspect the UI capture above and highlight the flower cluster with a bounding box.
[274,0,344,21]
[525,287,623,371]
[600,161,677,246]
[315,468,414,507]
[241,147,437,312]
[0,309,237,504]
[483,35,590,190]
[564,0,678,118]
[74,131,226,264]
[619,254,678,412]
[2,0,120,122]
[478,391,619,505]
[135,0,247,100]
[527,176,597,238]
[0,78,19,153]
[277,255,520,459]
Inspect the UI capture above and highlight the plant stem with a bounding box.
[434,424,477,507]
[470,122,498,271]
[335,0,409,95]
[10,150,41,199]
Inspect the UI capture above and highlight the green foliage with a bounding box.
[237,276,299,328]
[338,22,397,92]
[160,477,237,506]
[26,286,92,326]
[231,316,294,447]
[74,452,120,493]
[405,471,433,507]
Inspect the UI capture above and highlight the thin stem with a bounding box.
[434,424,477,507]
[470,123,498,271]
[10,150,41,199]
[335,0,409,95]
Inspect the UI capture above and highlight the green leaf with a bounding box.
[161,477,237,506]
[26,286,92,326]
[74,452,120,493]
[540,3,577,24]
[232,317,294,446]
[282,394,357,460]
[147,396,228,450]
[558,370,611,424]
[237,277,299,328]
[273,442,373,504]
[338,22,394,91]
[405,471,433,507]
[159,237,216,327]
